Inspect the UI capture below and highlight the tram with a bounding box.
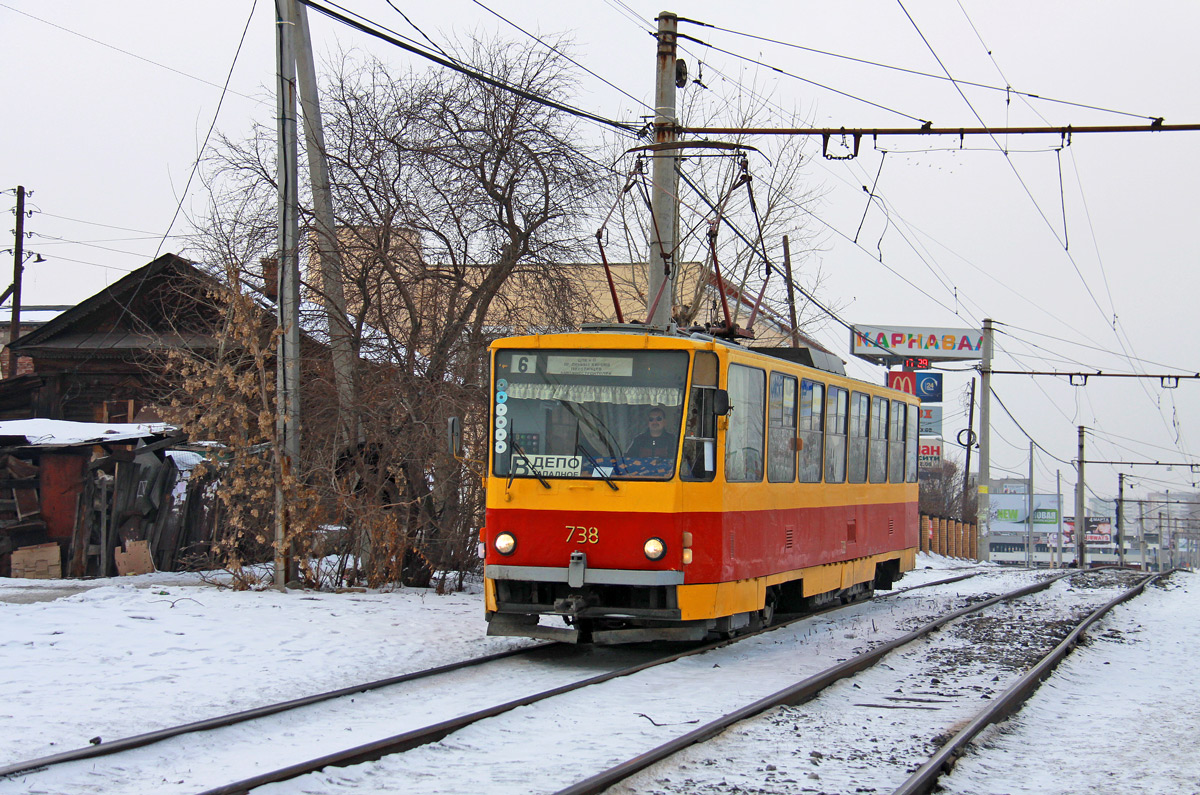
[475,325,920,644]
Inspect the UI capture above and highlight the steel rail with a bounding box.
[0,568,984,790]
[553,570,1075,795]
[890,569,1168,795]
[194,570,984,794]
[0,642,549,779]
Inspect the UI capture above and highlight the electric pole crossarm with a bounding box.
[989,370,1200,380]
[681,123,1200,137]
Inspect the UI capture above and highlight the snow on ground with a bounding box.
[940,571,1200,795]
[0,557,1195,795]
[0,572,530,766]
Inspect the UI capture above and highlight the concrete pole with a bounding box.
[1075,425,1086,568]
[1139,499,1147,571]
[275,0,301,591]
[976,319,993,561]
[1026,440,1034,567]
[646,12,678,327]
[7,185,24,379]
[294,3,358,449]
[1117,473,1126,566]
[1056,470,1063,568]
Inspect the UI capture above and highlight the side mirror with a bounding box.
[713,389,730,417]
[447,416,463,457]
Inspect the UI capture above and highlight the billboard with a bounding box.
[918,436,942,469]
[916,373,943,402]
[990,494,1060,534]
[852,325,983,363]
[918,406,942,436]
[887,371,917,395]
[1062,517,1114,545]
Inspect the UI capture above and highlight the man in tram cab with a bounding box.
[624,406,677,460]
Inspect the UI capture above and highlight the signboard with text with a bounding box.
[918,436,942,470]
[918,406,942,436]
[915,372,943,403]
[990,494,1061,534]
[852,324,983,364]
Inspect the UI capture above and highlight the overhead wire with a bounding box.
[0,2,263,105]
[467,0,653,114]
[297,0,642,135]
[679,16,1159,123]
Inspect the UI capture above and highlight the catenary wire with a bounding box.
[678,16,1160,122]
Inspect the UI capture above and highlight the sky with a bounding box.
[2,1,1199,513]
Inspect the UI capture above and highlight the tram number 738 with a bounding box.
[566,526,600,544]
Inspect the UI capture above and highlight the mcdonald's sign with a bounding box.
[887,371,917,395]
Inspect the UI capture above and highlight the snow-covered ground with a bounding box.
[1,556,1195,794]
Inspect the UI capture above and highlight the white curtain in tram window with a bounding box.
[507,383,683,406]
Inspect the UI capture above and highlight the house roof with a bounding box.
[0,418,175,448]
[9,253,214,354]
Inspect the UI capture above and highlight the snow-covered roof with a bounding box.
[0,419,175,447]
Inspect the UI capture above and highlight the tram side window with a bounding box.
[768,373,798,482]
[798,379,824,483]
[726,364,765,482]
[681,351,719,481]
[905,403,919,482]
[825,386,848,483]
[889,400,906,483]
[848,391,870,484]
[869,395,888,483]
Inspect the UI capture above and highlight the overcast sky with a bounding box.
[2,1,1198,511]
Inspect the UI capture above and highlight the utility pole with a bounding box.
[1075,425,1087,568]
[782,235,799,348]
[294,2,358,449]
[976,318,993,561]
[1138,498,1147,571]
[275,0,301,591]
[1026,440,1034,568]
[1117,473,1126,567]
[961,377,976,519]
[1056,470,1063,568]
[646,11,679,327]
[8,185,25,379]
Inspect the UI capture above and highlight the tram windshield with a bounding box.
[492,349,689,480]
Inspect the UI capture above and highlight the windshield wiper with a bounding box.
[508,433,550,489]
[576,443,619,491]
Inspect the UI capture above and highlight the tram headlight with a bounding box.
[494,532,517,556]
[643,537,666,561]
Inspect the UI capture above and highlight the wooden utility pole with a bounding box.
[8,185,25,379]
[782,235,799,347]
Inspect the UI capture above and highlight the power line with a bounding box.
[673,30,930,125]
[0,2,262,104]
[467,0,652,113]
[34,212,162,237]
[678,16,1160,123]
[153,0,257,258]
[296,0,642,135]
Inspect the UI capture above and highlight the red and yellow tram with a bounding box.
[479,326,919,643]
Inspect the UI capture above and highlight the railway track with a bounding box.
[588,567,1163,795]
[0,571,980,795]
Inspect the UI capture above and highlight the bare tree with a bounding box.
[173,37,606,587]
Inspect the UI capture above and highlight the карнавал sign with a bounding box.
[851,325,983,364]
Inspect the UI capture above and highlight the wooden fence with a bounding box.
[919,514,978,561]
